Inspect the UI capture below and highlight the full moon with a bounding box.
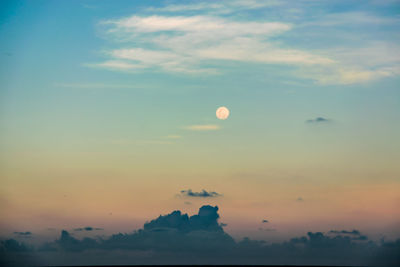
[216,106,230,120]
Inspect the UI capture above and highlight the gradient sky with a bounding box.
[0,0,399,244]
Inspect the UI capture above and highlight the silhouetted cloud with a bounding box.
[329,230,369,241]
[143,205,225,233]
[297,197,304,202]
[74,227,103,232]
[329,229,361,235]
[180,189,221,198]
[13,231,32,237]
[0,239,32,252]
[262,219,269,223]
[1,206,399,266]
[353,235,368,241]
[306,117,331,123]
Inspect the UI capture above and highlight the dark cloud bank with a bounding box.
[1,206,399,266]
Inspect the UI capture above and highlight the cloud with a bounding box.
[184,124,220,131]
[262,220,269,223]
[296,197,304,201]
[13,231,32,237]
[36,205,234,254]
[147,0,283,14]
[329,230,361,235]
[305,12,400,27]
[299,64,400,85]
[1,206,400,266]
[306,117,330,124]
[0,239,32,252]
[180,189,222,198]
[85,1,400,85]
[84,60,146,71]
[74,227,103,232]
[328,230,369,241]
[89,14,333,74]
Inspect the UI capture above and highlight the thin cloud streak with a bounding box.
[184,124,221,131]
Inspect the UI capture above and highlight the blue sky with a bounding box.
[0,0,400,248]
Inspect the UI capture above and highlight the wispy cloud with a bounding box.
[90,14,332,74]
[147,0,283,14]
[304,12,400,27]
[184,124,220,131]
[87,1,400,84]
[84,60,146,72]
[306,117,331,124]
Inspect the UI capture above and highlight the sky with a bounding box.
[0,0,400,261]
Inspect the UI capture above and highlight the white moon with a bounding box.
[216,106,230,120]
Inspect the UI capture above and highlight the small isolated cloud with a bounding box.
[180,189,222,198]
[74,227,103,232]
[329,230,361,236]
[262,220,269,223]
[306,117,330,123]
[297,197,304,202]
[13,232,32,237]
[184,124,220,131]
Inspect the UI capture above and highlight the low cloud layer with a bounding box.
[1,206,399,266]
[180,189,221,198]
